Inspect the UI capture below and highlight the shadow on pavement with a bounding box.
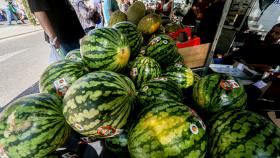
[1,81,39,112]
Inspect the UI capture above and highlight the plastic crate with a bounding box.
[168,26,201,48]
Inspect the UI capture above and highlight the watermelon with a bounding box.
[65,49,82,61]
[63,71,136,137]
[109,10,127,27]
[0,93,72,158]
[164,22,180,33]
[105,132,129,156]
[39,60,88,98]
[165,63,194,89]
[130,56,161,88]
[137,14,161,35]
[138,77,183,106]
[145,35,183,67]
[208,109,280,157]
[126,1,146,25]
[113,21,143,59]
[128,101,207,158]
[192,73,247,115]
[81,28,130,72]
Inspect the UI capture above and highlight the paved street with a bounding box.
[0,28,49,108]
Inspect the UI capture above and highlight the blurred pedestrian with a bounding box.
[72,0,98,33]
[27,0,85,56]
[90,0,104,28]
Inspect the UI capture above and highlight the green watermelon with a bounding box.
[113,21,143,59]
[0,93,72,158]
[81,28,130,72]
[126,1,146,25]
[39,60,88,98]
[137,14,161,35]
[105,132,129,156]
[192,73,247,115]
[109,10,127,27]
[165,63,194,89]
[65,49,82,61]
[128,101,207,158]
[63,71,136,137]
[130,56,161,88]
[208,109,280,157]
[164,22,180,33]
[138,77,183,105]
[145,35,183,67]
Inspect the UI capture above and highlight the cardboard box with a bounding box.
[178,43,211,68]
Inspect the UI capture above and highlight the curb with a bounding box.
[0,29,43,41]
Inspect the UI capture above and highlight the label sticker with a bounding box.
[62,152,79,158]
[143,86,149,91]
[163,40,168,44]
[97,126,123,138]
[220,80,239,90]
[74,124,84,131]
[54,78,69,96]
[154,77,168,81]
[175,63,183,68]
[130,68,138,77]
[190,124,199,134]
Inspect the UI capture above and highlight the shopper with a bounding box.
[90,0,104,28]
[72,0,98,33]
[27,0,85,55]
[223,23,280,71]
[103,0,119,26]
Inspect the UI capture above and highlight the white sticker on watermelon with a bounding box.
[74,123,84,131]
[54,78,69,97]
[163,40,168,44]
[190,124,199,134]
[154,77,168,81]
[97,126,124,138]
[175,63,183,68]
[62,152,79,158]
[130,68,138,77]
[142,86,149,91]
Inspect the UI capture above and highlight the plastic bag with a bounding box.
[48,45,65,64]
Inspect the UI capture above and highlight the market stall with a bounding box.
[0,0,280,158]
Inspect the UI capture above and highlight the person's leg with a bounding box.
[60,41,81,56]
[4,8,12,25]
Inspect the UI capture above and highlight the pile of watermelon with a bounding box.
[1,2,280,157]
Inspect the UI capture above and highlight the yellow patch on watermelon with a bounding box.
[116,46,130,67]
[149,22,161,34]
[141,112,186,145]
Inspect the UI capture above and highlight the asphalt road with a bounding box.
[0,31,49,108]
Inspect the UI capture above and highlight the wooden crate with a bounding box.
[178,43,211,69]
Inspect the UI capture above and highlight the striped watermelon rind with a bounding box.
[39,59,88,98]
[128,101,207,158]
[165,63,194,89]
[138,77,183,106]
[130,56,161,88]
[145,35,183,67]
[63,71,136,137]
[81,28,131,72]
[65,49,82,61]
[105,132,129,155]
[192,73,247,115]
[113,21,143,59]
[208,109,280,157]
[0,93,72,158]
